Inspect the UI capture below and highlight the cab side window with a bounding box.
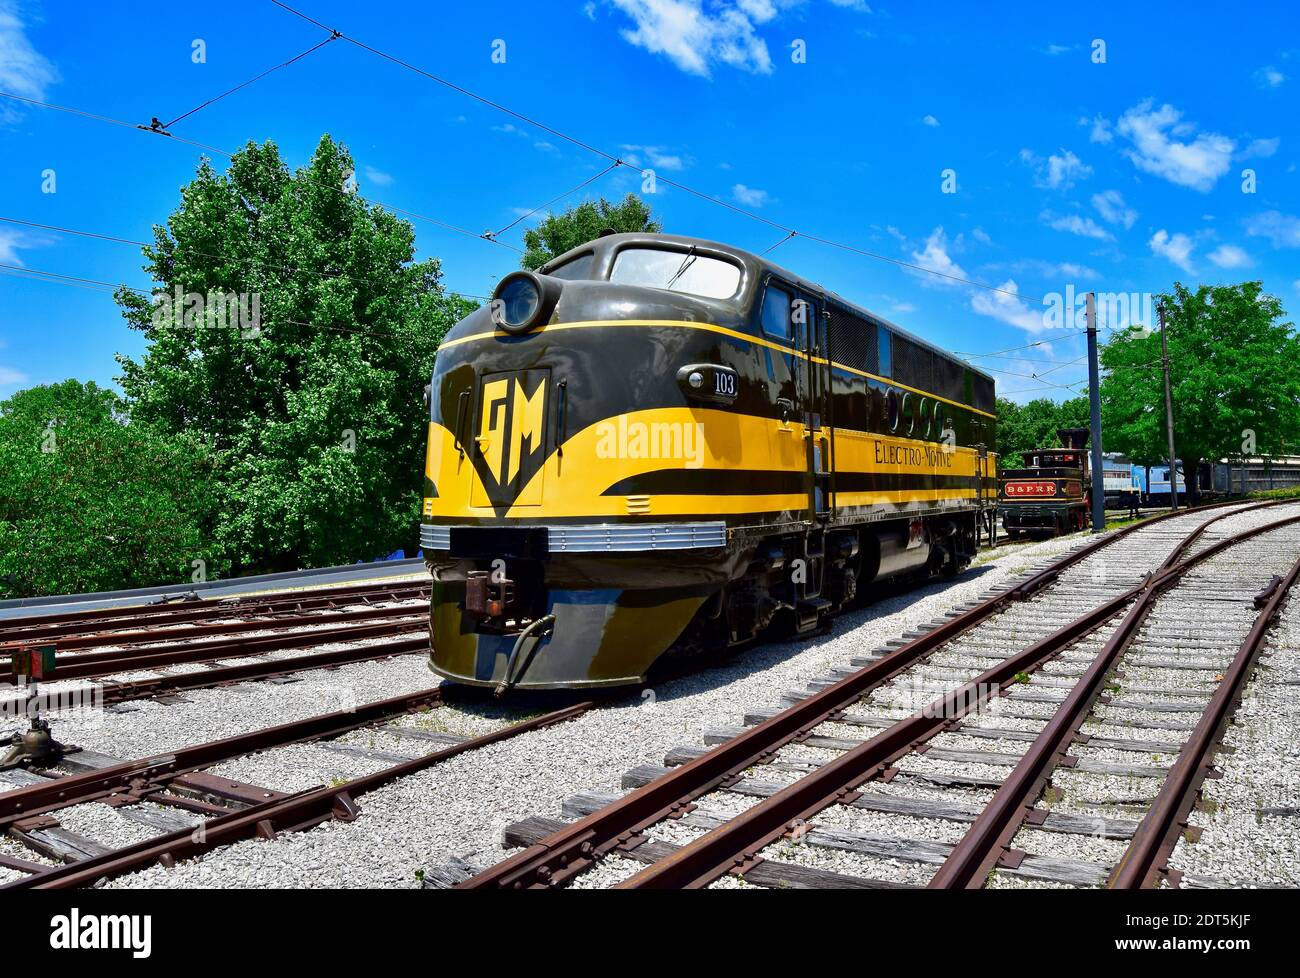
[761,283,793,342]
[878,326,893,377]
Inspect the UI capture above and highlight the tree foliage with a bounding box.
[1100,282,1300,501]
[522,193,661,270]
[0,381,219,599]
[995,395,1090,468]
[114,136,477,572]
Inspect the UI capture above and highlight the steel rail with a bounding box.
[0,580,429,641]
[459,500,1259,889]
[0,613,424,684]
[19,601,429,653]
[928,511,1300,888]
[5,701,592,890]
[620,509,1300,889]
[0,686,444,827]
[1107,548,1300,888]
[77,636,426,706]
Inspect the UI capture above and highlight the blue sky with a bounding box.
[1,0,1297,403]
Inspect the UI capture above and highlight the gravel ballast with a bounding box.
[99,532,1088,888]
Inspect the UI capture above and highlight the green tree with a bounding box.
[1100,282,1300,505]
[0,381,219,599]
[114,136,477,572]
[996,395,1090,468]
[522,193,661,270]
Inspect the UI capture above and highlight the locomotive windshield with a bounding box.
[610,247,742,299]
[546,253,596,281]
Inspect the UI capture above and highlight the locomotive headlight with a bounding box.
[491,271,563,334]
[688,371,704,389]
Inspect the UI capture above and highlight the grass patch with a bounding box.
[411,712,453,734]
[1249,486,1300,500]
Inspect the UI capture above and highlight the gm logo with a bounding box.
[472,369,549,507]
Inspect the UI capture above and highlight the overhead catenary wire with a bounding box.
[0,90,523,255]
[760,231,797,256]
[0,215,493,302]
[0,81,1131,362]
[493,161,624,238]
[0,261,473,342]
[159,33,342,130]
[0,91,232,157]
[3,5,1145,366]
[264,0,1077,309]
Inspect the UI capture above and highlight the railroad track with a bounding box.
[0,686,590,888]
[0,571,604,888]
[1,580,432,715]
[0,578,430,644]
[466,499,1300,889]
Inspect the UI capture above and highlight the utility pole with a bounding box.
[1159,302,1179,512]
[1085,292,1106,531]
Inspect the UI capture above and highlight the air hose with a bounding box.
[494,614,556,698]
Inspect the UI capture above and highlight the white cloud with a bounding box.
[921,114,940,127]
[0,364,28,388]
[998,258,1098,280]
[0,227,52,265]
[1240,137,1280,159]
[1042,43,1073,56]
[0,228,26,265]
[1043,212,1113,241]
[583,1,597,19]
[1091,189,1138,229]
[970,279,1046,334]
[1083,114,1113,144]
[1294,279,1300,294]
[0,0,58,123]
[1255,65,1286,88]
[1244,210,1300,248]
[909,227,967,286]
[362,165,393,187]
[971,227,992,245]
[620,144,687,170]
[1207,244,1252,269]
[1149,229,1196,273]
[609,0,774,77]
[1115,100,1235,192]
[1020,148,1092,189]
[606,1,867,76]
[732,182,769,207]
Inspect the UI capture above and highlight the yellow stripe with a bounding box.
[437,319,996,419]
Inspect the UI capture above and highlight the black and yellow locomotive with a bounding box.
[420,233,997,690]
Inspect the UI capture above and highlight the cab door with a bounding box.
[795,291,834,521]
[758,279,810,524]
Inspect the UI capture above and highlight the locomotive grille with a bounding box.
[971,371,995,413]
[934,355,965,405]
[826,302,878,375]
[892,334,935,394]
